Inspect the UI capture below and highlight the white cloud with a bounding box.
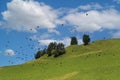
[114,0,120,4]
[1,1,120,37]
[38,39,57,46]
[79,3,103,10]
[48,29,60,35]
[30,33,52,41]
[40,33,52,39]
[63,8,120,33]
[66,3,104,14]
[5,49,15,56]
[38,37,83,47]
[112,31,120,38]
[1,0,62,32]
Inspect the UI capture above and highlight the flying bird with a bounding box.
[86,13,88,16]
[30,29,32,31]
[37,26,40,28]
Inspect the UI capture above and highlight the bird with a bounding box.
[38,48,40,50]
[37,26,39,28]
[7,41,10,43]
[29,38,32,41]
[30,29,32,31]
[86,13,88,16]
[25,37,28,40]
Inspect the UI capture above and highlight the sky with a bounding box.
[0,0,120,67]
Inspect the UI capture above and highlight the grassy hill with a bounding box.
[0,39,120,80]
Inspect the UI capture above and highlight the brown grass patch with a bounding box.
[48,71,79,80]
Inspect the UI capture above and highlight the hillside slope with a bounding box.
[0,39,120,80]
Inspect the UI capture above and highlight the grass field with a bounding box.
[0,39,120,80]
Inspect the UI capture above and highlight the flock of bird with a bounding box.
[5,30,40,65]
[5,13,89,65]
[6,38,35,65]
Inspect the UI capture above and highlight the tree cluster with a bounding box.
[35,42,65,59]
[70,34,90,46]
[35,34,91,59]
[47,42,65,58]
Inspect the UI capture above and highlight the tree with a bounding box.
[70,36,78,45]
[35,42,65,59]
[53,43,65,58]
[46,42,66,57]
[83,34,90,45]
[47,42,57,56]
[34,48,47,59]
[42,48,47,54]
[56,43,65,55]
[51,49,59,57]
[35,50,43,59]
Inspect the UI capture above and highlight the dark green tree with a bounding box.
[42,48,47,54]
[35,50,44,59]
[70,36,78,45]
[54,43,65,57]
[47,42,57,56]
[83,34,90,45]
[56,43,64,50]
[46,42,66,57]
[56,43,65,55]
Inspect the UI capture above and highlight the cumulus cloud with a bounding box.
[63,8,120,33]
[38,37,83,47]
[4,49,15,56]
[1,1,120,37]
[1,0,62,32]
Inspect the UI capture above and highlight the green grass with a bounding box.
[0,39,120,80]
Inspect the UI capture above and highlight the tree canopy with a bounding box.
[83,34,90,45]
[70,36,78,45]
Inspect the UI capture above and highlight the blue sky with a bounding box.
[0,0,120,67]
